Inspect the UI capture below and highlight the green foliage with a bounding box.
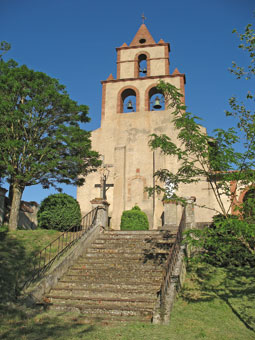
[120,205,149,231]
[0,52,101,230]
[0,41,10,59]
[148,24,255,219]
[184,214,255,267]
[37,194,82,231]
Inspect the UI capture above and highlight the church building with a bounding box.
[77,24,226,229]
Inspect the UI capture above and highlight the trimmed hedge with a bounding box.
[120,205,149,231]
[37,193,81,231]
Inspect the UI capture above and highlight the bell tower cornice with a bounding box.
[116,42,170,52]
[101,73,186,85]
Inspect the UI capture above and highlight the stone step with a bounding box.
[87,248,170,254]
[49,287,157,300]
[48,302,153,318]
[44,229,173,322]
[66,269,162,280]
[69,267,163,274]
[61,274,162,285]
[82,252,168,260]
[96,234,174,241]
[99,234,171,243]
[56,281,161,291]
[47,295,155,310]
[92,239,174,246]
[103,230,164,235]
[78,256,168,267]
[52,312,153,324]
[74,261,163,270]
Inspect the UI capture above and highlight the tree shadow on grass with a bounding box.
[0,305,96,340]
[180,263,255,332]
[0,229,38,303]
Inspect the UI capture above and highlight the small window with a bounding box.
[139,38,146,44]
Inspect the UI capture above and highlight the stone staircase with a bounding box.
[45,230,176,323]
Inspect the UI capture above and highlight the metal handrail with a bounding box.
[22,206,98,290]
[160,209,186,304]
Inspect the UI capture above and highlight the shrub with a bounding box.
[37,194,81,231]
[184,214,255,267]
[120,205,149,231]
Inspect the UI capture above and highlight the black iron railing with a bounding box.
[160,209,186,304]
[22,207,98,290]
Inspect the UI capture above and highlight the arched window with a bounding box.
[117,87,139,113]
[138,54,147,78]
[148,86,165,111]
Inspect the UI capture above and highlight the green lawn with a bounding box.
[0,228,61,303]
[0,229,254,339]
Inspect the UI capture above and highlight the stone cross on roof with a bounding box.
[141,13,146,24]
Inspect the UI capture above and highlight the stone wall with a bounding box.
[0,187,39,228]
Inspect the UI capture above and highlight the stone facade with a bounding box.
[77,24,233,229]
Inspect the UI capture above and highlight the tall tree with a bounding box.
[148,24,255,218]
[148,24,255,263]
[0,57,101,230]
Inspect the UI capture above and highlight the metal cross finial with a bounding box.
[141,13,146,24]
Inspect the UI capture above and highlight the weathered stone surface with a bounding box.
[45,230,175,323]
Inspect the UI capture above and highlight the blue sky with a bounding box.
[1,0,254,203]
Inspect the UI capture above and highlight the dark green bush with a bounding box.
[184,214,255,267]
[120,205,149,231]
[37,194,81,231]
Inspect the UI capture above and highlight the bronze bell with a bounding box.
[127,100,133,110]
[153,97,162,109]
[142,68,147,74]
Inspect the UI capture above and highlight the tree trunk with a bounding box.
[8,183,13,202]
[8,185,24,231]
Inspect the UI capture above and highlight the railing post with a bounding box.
[163,199,178,231]
[185,196,196,230]
[90,198,110,230]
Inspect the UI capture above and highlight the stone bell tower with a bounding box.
[77,24,186,229]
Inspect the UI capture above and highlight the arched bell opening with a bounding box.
[138,54,147,78]
[121,88,137,113]
[149,87,165,111]
[134,51,150,78]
